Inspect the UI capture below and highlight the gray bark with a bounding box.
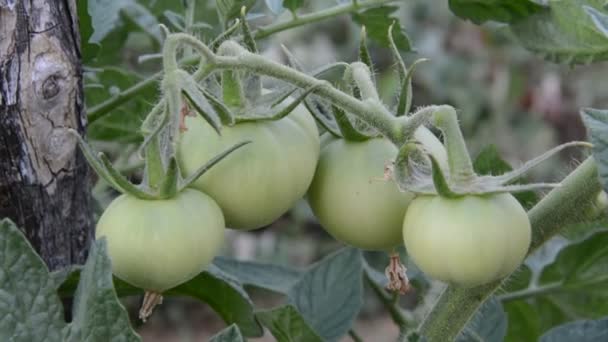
[0,0,93,270]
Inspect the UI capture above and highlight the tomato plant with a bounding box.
[308,127,447,250]
[3,1,608,342]
[403,193,531,287]
[96,189,225,292]
[179,103,320,230]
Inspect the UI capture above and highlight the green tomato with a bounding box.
[178,103,320,230]
[96,189,225,292]
[403,193,531,287]
[307,127,448,251]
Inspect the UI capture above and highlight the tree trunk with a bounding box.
[0,0,93,271]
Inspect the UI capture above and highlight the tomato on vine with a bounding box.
[96,189,225,292]
[307,127,448,251]
[179,102,320,230]
[403,193,531,286]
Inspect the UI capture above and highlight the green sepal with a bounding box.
[222,70,244,108]
[396,59,427,117]
[139,106,169,190]
[158,157,180,199]
[179,141,251,191]
[333,105,373,141]
[303,95,342,137]
[494,141,592,185]
[200,86,235,125]
[143,135,164,190]
[428,154,461,198]
[180,72,223,133]
[236,84,319,123]
[211,19,241,52]
[99,153,157,200]
[358,26,375,86]
[70,129,127,195]
[281,45,342,136]
[239,6,258,53]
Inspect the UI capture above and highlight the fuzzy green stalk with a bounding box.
[432,106,475,183]
[349,62,380,101]
[214,41,404,145]
[417,157,600,342]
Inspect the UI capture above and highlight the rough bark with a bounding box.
[0,0,93,270]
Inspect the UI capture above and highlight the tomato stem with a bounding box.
[431,106,475,184]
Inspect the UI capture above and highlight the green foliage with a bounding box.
[216,0,256,25]
[448,0,543,24]
[502,229,608,340]
[540,317,608,341]
[473,145,539,208]
[283,0,306,14]
[56,265,264,337]
[510,1,608,64]
[581,108,608,193]
[214,256,302,293]
[209,324,245,342]
[85,68,155,142]
[78,0,100,62]
[256,305,324,342]
[352,7,412,52]
[457,297,507,342]
[0,219,139,342]
[288,248,363,341]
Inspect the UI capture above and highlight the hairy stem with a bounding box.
[254,0,396,39]
[86,0,395,123]
[365,272,412,332]
[417,157,600,342]
[214,44,404,144]
[432,106,475,183]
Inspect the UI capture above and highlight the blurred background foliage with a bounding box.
[81,0,608,340]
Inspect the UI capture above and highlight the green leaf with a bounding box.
[214,257,302,293]
[585,6,608,38]
[448,0,544,24]
[78,0,100,63]
[209,324,245,342]
[457,297,507,341]
[122,2,162,44]
[64,239,140,342]
[504,300,542,342]
[86,68,154,142]
[287,247,363,342]
[283,0,305,14]
[0,219,66,342]
[265,0,285,15]
[472,145,538,208]
[502,230,608,339]
[56,265,264,337]
[540,317,608,341]
[581,108,608,194]
[510,1,608,64]
[216,0,256,26]
[256,305,324,342]
[352,7,412,52]
[89,0,133,43]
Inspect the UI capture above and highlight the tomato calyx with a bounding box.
[384,252,410,295]
[392,105,592,198]
[139,291,163,322]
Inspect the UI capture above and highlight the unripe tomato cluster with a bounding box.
[98,102,532,293]
[97,103,320,293]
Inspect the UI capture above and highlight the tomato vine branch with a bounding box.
[416,157,601,342]
[253,0,396,39]
[364,272,413,332]
[86,0,395,123]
